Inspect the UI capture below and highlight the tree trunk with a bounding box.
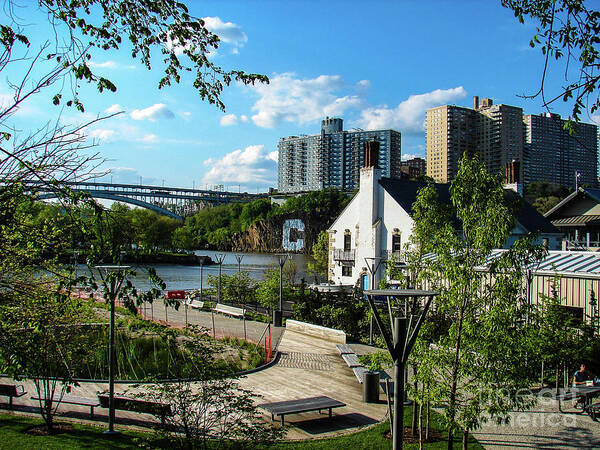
[448,430,454,450]
[426,401,430,441]
[419,401,423,450]
[462,429,469,450]
[412,367,418,435]
[541,360,544,388]
[555,366,560,396]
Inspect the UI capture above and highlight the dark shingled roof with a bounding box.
[378,177,560,235]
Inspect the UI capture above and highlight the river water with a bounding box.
[79,251,310,292]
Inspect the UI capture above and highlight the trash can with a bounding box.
[363,371,380,403]
[273,310,283,327]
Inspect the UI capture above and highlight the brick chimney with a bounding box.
[364,140,380,168]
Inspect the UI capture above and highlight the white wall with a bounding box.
[328,168,559,287]
[329,167,415,287]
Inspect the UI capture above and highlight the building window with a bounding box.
[342,265,352,277]
[344,232,351,252]
[392,231,401,253]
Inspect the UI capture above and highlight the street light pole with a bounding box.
[273,254,289,327]
[97,265,130,436]
[199,260,204,302]
[214,253,226,304]
[364,289,437,450]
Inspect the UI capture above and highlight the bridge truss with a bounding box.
[26,180,268,220]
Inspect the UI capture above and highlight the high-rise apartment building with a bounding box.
[426,105,476,183]
[278,118,402,193]
[524,113,598,187]
[476,100,524,177]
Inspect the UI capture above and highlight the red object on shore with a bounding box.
[166,290,186,299]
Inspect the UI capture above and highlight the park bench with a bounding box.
[185,298,204,310]
[258,395,346,425]
[336,344,355,355]
[555,387,600,414]
[335,344,368,383]
[0,384,26,409]
[32,394,100,418]
[587,402,600,420]
[213,303,245,318]
[98,394,172,424]
[342,353,362,368]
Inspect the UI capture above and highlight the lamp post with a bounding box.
[273,253,289,327]
[235,254,244,273]
[364,289,437,450]
[199,259,204,302]
[96,265,130,435]
[364,257,386,345]
[235,253,244,307]
[214,253,226,303]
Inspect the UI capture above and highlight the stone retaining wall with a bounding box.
[285,319,346,344]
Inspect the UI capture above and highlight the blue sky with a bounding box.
[3,1,595,192]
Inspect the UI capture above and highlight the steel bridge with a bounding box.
[27,180,268,220]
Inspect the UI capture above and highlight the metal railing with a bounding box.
[333,249,355,262]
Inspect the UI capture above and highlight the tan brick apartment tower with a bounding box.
[426,96,523,183]
[426,104,476,183]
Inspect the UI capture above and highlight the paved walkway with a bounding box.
[238,329,388,439]
[472,397,600,449]
[0,325,387,440]
[136,299,285,345]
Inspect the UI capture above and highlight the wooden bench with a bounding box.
[336,344,355,355]
[342,353,362,368]
[32,394,100,418]
[588,402,600,420]
[258,395,346,425]
[335,344,369,383]
[185,298,205,310]
[555,387,600,414]
[353,366,368,384]
[98,394,172,424]
[213,303,245,318]
[0,384,26,409]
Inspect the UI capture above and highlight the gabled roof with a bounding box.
[545,187,600,218]
[378,177,559,235]
[378,178,451,215]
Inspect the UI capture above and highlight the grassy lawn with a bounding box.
[0,410,483,449]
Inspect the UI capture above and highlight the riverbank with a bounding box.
[65,252,215,266]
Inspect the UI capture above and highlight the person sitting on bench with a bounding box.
[573,363,600,408]
[574,363,599,387]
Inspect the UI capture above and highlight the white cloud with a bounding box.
[201,145,277,189]
[240,115,249,122]
[357,80,370,89]
[250,73,363,128]
[89,60,117,69]
[202,16,248,51]
[105,104,125,114]
[89,129,115,140]
[357,87,467,134]
[591,114,600,125]
[89,60,136,70]
[130,103,174,121]
[402,153,424,161]
[220,113,238,126]
[138,134,158,143]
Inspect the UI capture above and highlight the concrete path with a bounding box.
[472,397,600,449]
